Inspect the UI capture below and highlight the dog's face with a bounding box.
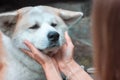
[0,6,83,53]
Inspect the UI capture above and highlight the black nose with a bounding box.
[47,31,59,42]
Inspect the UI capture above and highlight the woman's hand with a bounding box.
[54,32,75,71]
[21,40,62,80]
[54,32,93,80]
[21,40,53,66]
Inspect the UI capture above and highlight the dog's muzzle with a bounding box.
[37,31,60,54]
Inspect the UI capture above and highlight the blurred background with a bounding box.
[0,0,93,74]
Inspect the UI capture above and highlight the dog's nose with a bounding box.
[47,31,59,42]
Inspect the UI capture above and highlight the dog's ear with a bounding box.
[0,11,18,37]
[59,9,83,27]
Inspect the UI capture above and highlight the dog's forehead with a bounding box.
[18,6,56,17]
[17,6,58,24]
[25,7,44,15]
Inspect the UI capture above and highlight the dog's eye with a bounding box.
[51,23,57,27]
[29,24,39,29]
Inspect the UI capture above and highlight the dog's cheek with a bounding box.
[12,35,27,49]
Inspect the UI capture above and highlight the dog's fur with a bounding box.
[0,6,83,80]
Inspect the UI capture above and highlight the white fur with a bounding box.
[0,6,83,80]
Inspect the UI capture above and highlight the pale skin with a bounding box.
[21,32,93,80]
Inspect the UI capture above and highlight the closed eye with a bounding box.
[29,24,39,29]
[51,23,57,27]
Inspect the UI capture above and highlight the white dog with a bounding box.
[0,6,83,80]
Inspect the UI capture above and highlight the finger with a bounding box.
[61,43,67,51]
[65,31,74,47]
[21,48,44,64]
[24,40,37,52]
[20,49,34,58]
[22,44,47,61]
[23,41,49,59]
[23,40,50,64]
[24,40,44,55]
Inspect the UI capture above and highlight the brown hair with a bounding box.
[91,0,120,80]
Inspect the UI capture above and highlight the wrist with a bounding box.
[60,60,82,76]
[60,60,93,80]
[42,58,57,69]
[59,60,76,74]
[42,60,62,80]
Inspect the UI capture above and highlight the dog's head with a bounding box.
[0,6,83,54]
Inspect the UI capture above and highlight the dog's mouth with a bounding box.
[37,42,60,55]
[38,49,52,54]
[37,46,59,55]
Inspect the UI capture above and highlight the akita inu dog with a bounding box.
[0,6,83,80]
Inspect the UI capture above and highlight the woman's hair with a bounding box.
[91,0,120,80]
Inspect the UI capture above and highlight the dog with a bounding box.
[0,6,83,80]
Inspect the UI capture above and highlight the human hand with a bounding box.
[21,41,62,80]
[53,32,75,70]
[21,40,56,67]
